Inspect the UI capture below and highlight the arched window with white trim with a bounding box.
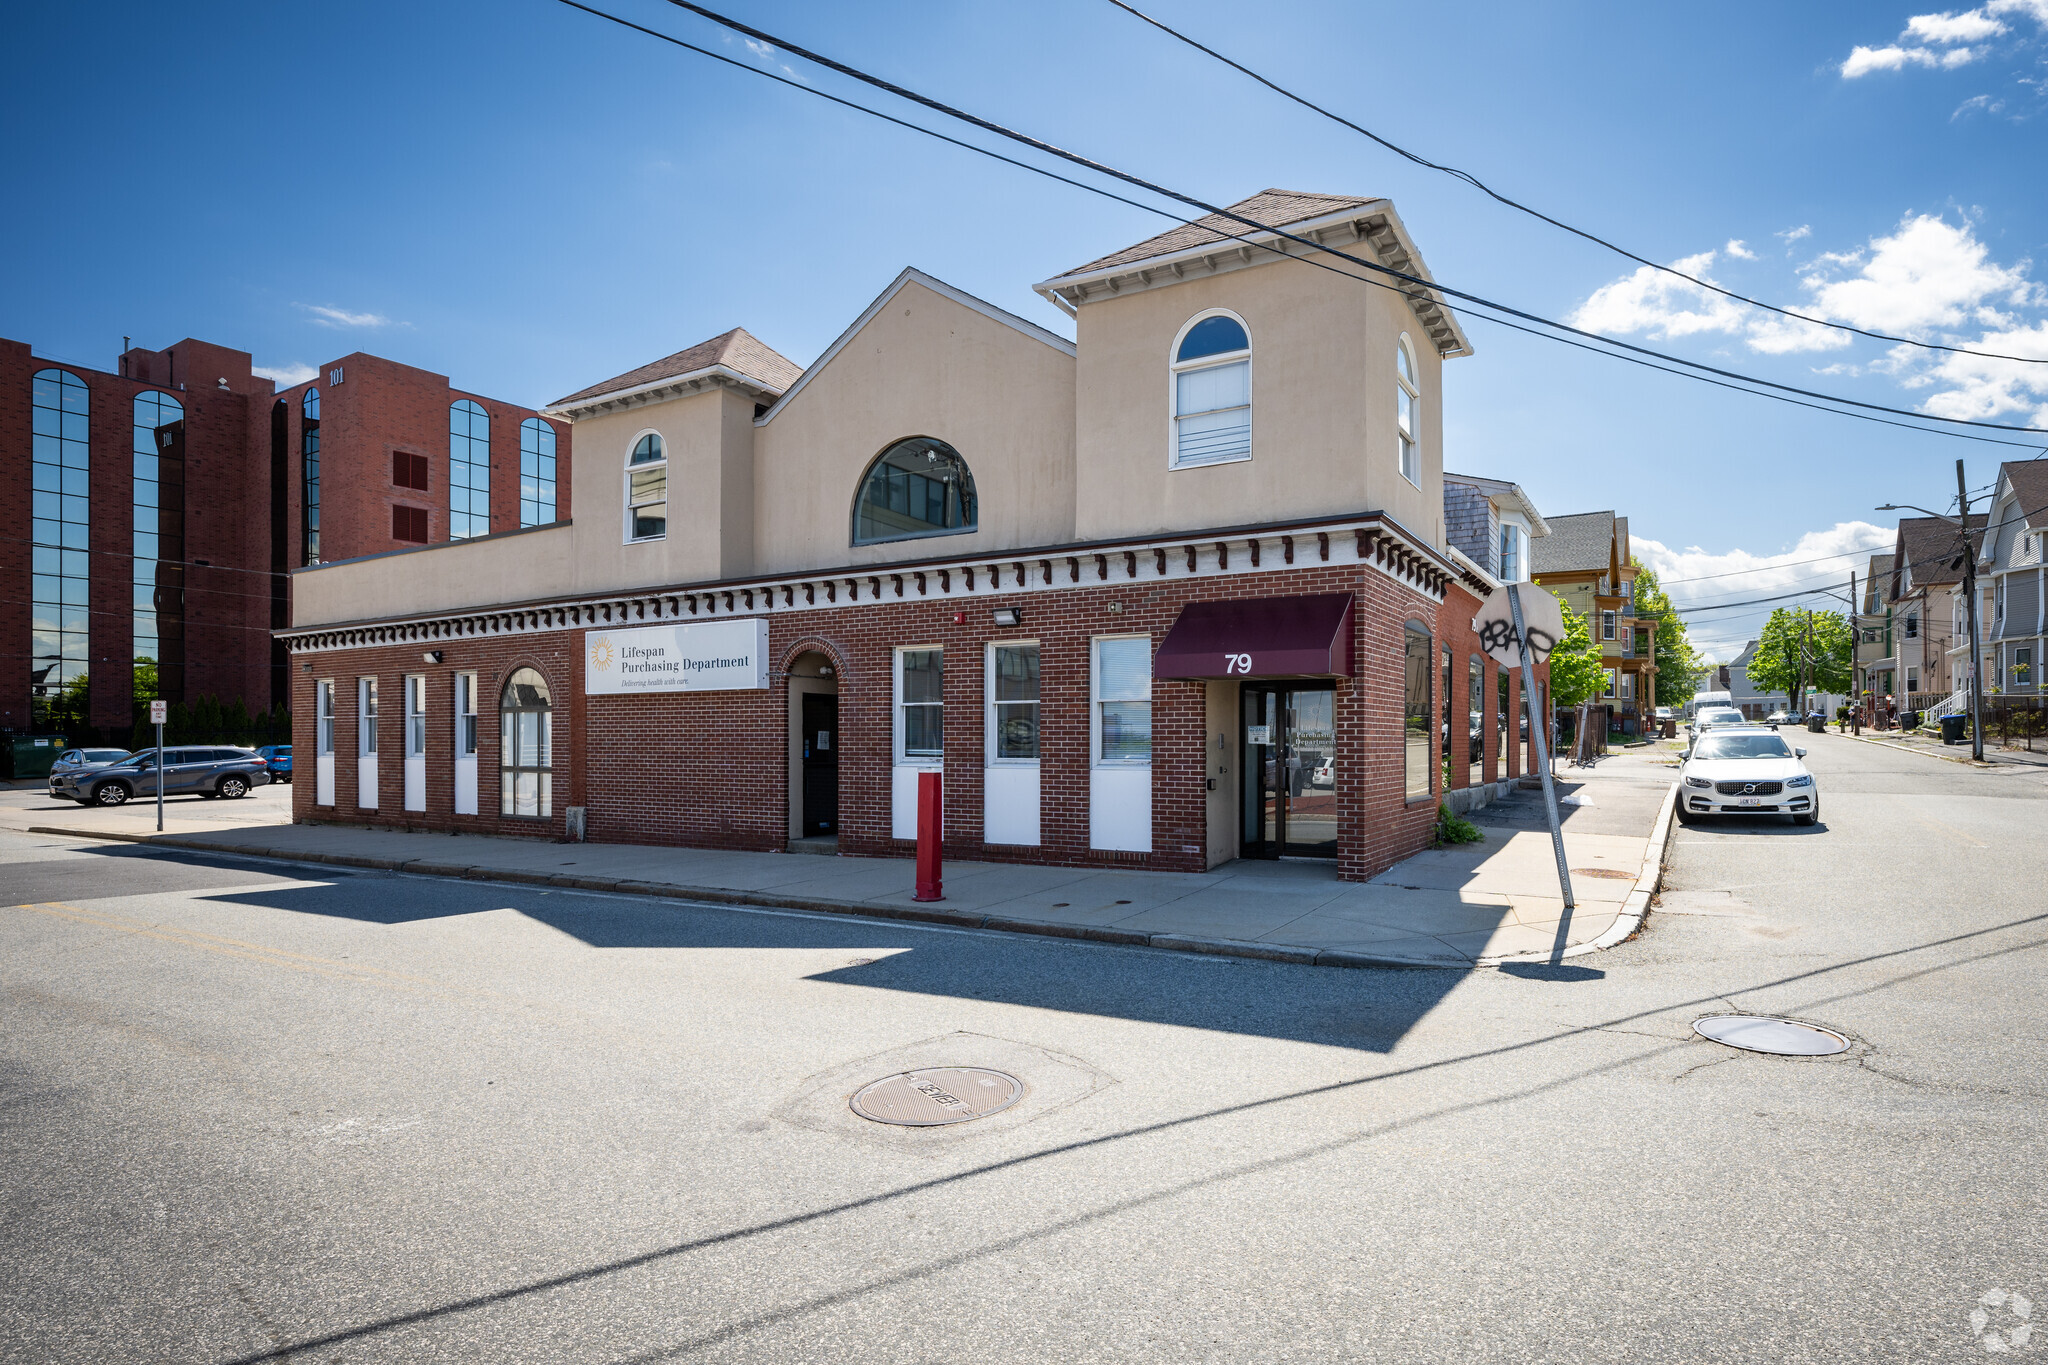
[625,432,666,542]
[1170,312,1251,468]
[500,667,553,818]
[1396,334,1420,486]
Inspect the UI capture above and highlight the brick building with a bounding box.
[2,335,568,740]
[280,190,1550,882]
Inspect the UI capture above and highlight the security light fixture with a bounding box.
[991,607,1022,627]
[423,650,444,663]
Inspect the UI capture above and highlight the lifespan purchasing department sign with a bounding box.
[584,618,770,695]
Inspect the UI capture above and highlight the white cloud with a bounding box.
[1744,314,1855,354]
[1842,42,1982,76]
[1916,318,2048,424]
[1908,9,2007,40]
[1778,225,1812,244]
[1724,239,1757,260]
[254,363,317,387]
[1800,214,2030,334]
[1635,523,1894,658]
[1953,92,2007,118]
[1569,250,1751,341]
[300,303,394,328]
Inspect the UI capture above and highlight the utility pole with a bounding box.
[1958,459,1986,762]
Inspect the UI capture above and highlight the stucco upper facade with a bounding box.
[289,191,1471,632]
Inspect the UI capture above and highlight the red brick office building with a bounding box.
[279,192,1553,881]
[1,334,568,739]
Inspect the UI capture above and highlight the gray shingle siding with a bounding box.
[1444,481,1498,576]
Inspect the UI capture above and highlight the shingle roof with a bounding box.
[2004,460,2048,526]
[1528,511,1616,575]
[1053,189,1375,278]
[551,327,802,407]
[1895,514,1985,590]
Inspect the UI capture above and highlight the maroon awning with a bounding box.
[1154,593,1355,679]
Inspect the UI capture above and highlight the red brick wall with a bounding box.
[289,560,1520,882]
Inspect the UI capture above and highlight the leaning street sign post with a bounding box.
[1477,586,1575,936]
[149,699,167,832]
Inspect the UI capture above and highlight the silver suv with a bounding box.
[52,747,271,807]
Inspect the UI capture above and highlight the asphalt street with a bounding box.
[3,732,2044,1363]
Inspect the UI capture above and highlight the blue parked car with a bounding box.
[256,744,293,783]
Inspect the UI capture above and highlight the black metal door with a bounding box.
[800,693,839,836]
[1241,684,1338,859]
[1242,686,1283,858]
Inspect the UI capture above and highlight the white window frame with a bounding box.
[985,640,1041,767]
[1905,613,1919,640]
[1091,634,1153,767]
[1602,610,1617,641]
[1499,523,1522,583]
[316,680,335,755]
[624,428,667,544]
[894,645,944,766]
[1395,333,1420,487]
[1167,308,1252,470]
[1906,666,1919,692]
[1603,669,1617,699]
[358,677,378,755]
[405,674,427,758]
[456,671,479,755]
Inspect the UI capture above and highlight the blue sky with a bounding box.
[6,1,2044,657]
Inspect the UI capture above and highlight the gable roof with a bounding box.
[550,327,802,408]
[1999,459,2048,527]
[1058,190,1374,277]
[755,267,1075,425]
[1893,514,1985,593]
[1529,511,1616,575]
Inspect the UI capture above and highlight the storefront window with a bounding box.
[991,644,1039,760]
[898,648,943,759]
[1404,622,1432,799]
[1469,655,1484,767]
[1095,636,1152,763]
[500,667,552,817]
[1498,666,1512,778]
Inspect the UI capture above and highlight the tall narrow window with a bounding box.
[317,681,334,755]
[499,668,553,817]
[1396,336,1420,486]
[1469,655,1485,767]
[520,417,557,527]
[853,438,978,545]
[1171,313,1251,468]
[132,391,186,713]
[359,677,378,755]
[1094,636,1152,764]
[405,675,427,757]
[31,369,89,729]
[1499,524,1522,582]
[626,433,666,542]
[1602,610,1618,641]
[897,648,943,759]
[457,672,479,755]
[1498,666,1512,777]
[1404,622,1432,798]
[302,387,320,563]
[991,644,1040,760]
[450,399,491,539]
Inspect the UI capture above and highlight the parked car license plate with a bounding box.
[1737,797,1761,806]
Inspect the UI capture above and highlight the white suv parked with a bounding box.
[1678,726,1819,826]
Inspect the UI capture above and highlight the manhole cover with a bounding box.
[1571,867,1635,880]
[850,1068,1023,1126]
[1692,1015,1850,1056]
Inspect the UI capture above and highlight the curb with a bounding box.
[1841,731,2023,770]
[22,823,1654,976]
[1474,777,1676,967]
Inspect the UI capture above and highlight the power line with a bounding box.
[626,0,2048,438]
[1654,545,1891,586]
[1098,0,2048,370]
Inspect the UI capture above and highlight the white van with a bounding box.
[1688,690,1734,720]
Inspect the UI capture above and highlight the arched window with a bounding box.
[31,369,89,726]
[499,667,552,817]
[519,417,558,527]
[133,390,185,707]
[301,387,321,562]
[1403,621,1432,800]
[450,399,490,539]
[852,437,977,545]
[1171,312,1251,468]
[1396,335,1419,486]
[626,432,666,542]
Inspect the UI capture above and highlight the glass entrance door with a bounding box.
[1240,684,1338,858]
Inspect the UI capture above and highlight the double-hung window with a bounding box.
[405,676,427,758]
[1602,610,1617,642]
[897,648,943,761]
[457,672,479,755]
[1170,313,1251,468]
[989,643,1039,761]
[317,680,335,755]
[626,433,666,542]
[1396,336,1420,486]
[1499,524,1522,582]
[1093,636,1152,763]
[359,678,378,755]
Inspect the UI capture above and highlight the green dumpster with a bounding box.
[5,734,70,780]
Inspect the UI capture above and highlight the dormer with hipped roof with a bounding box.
[1034,190,1472,550]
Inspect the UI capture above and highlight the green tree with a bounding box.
[1542,589,1607,707]
[1630,558,1703,706]
[1748,608,1853,714]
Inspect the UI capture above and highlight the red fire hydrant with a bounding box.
[913,770,943,901]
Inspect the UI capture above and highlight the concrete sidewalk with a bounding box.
[1,756,1676,969]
